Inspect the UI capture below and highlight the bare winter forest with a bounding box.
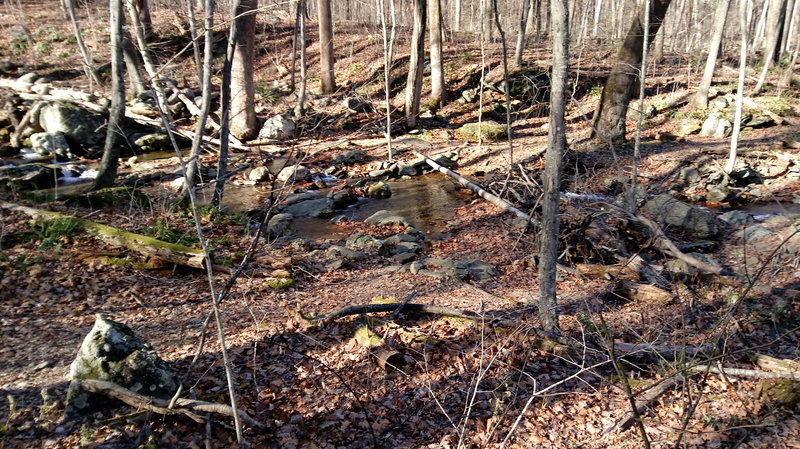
[1,0,800,447]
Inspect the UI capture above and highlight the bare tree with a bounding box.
[693,0,732,109]
[378,0,397,160]
[726,0,748,173]
[230,0,258,140]
[754,0,788,93]
[122,32,147,96]
[428,0,445,108]
[538,0,569,336]
[404,0,427,129]
[182,0,217,199]
[591,0,672,144]
[514,0,532,66]
[94,0,126,189]
[65,0,102,87]
[318,0,336,93]
[294,0,308,117]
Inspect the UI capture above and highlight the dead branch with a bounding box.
[77,379,262,428]
[301,302,562,343]
[754,354,800,375]
[604,377,681,434]
[612,342,714,360]
[412,151,538,224]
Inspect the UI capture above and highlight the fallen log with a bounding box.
[754,355,800,376]
[0,202,227,272]
[604,377,680,434]
[576,263,641,281]
[301,302,563,343]
[690,364,800,380]
[78,379,262,428]
[612,342,714,360]
[412,151,538,224]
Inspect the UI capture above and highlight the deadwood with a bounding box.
[604,377,681,434]
[78,379,263,428]
[690,365,800,380]
[412,151,537,223]
[0,202,231,272]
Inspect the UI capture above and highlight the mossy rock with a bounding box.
[756,378,800,408]
[457,121,508,142]
[267,276,296,289]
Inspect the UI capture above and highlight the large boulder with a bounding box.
[65,314,178,420]
[643,194,720,238]
[364,210,414,227]
[38,101,106,153]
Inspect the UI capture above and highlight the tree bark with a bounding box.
[294,0,308,117]
[182,0,217,199]
[726,0,748,173]
[514,0,532,66]
[428,0,445,108]
[693,0,731,109]
[404,0,427,129]
[754,0,788,93]
[65,0,102,87]
[591,0,672,144]
[122,31,147,96]
[317,0,336,93]
[230,0,258,140]
[94,0,125,190]
[537,0,569,335]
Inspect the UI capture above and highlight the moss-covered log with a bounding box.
[0,202,210,270]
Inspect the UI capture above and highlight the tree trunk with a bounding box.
[591,0,672,144]
[317,0,336,93]
[229,0,258,140]
[182,0,217,199]
[294,1,308,118]
[95,0,125,190]
[122,31,147,96]
[428,0,445,108]
[66,0,102,87]
[693,0,731,109]
[481,0,495,41]
[404,0,427,129]
[537,0,569,336]
[592,0,603,36]
[726,0,748,173]
[187,0,203,83]
[135,0,153,39]
[378,0,397,160]
[754,0,788,93]
[514,0,532,66]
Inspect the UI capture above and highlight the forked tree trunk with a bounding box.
[95,0,125,189]
[693,0,731,109]
[428,0,445,108]
[591,0,672,144]
[404,0,426,129]
[538,0,569,336]
[230,0,258,140]
[317,0,336,93]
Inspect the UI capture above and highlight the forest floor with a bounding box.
[1,3,800,449]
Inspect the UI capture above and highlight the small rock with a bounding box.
[705,184,731,203]
[259,114,295,140]
[134,133,171,152]
[366,181,392,199]
[391,241,422,254]
[284,198,335,218]
[326,245,366,261]
[678,121,702,136]
[700,113,722,137]
[643,194,720,238]
[276,165,310,183]
[383,233,420,245]
[267,213,294,237]
[328,189,358,209]
[719,210,749,227]
[736,225,773,240]
[345,233,387,256]
[679,167,702,183]
[394,252,417,264]
[364,210,414,227]
[248,166,270,182]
